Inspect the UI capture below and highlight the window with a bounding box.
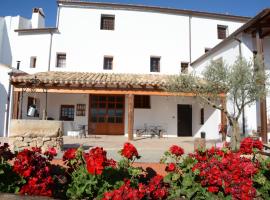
[200,108,204,125]
[30,56,37,68]
[100,15,115,30]
[150,57,160,72]
[181,62,189,73]
[60,105,74,121]
[134,95,150,109]
[217,25,228,39]
[76,104,86,116]
[103,56,113,70]
[56,53,66,68]
[205,48,211,53]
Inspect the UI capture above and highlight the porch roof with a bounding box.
[11,71,192,96]
[11,71,171,88]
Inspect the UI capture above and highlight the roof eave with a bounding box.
[57,0,250,22]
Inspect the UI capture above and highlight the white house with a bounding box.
[192,9,270,143]
[1,0,253,139]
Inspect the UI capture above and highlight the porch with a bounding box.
[10,71,225,140]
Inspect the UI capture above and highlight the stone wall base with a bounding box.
[10,136,63,152]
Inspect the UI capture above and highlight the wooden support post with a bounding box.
[12,91,20,119]
[256,31,268,143]
[128,94,134,141]
[221,97,227,141]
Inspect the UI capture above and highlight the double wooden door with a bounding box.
[89,95,125,135]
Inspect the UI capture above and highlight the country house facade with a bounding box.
[1,0,261,140]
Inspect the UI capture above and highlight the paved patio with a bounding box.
[62,135,220,162]
[0,136,220,162]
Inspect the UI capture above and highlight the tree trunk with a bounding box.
[230,119,241,151]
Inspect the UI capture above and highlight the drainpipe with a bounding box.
[48,32,53,71]
[5,72,13,137]
[189,15,192,64]
[233,36,245,135]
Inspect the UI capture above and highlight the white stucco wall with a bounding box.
[0,65,11,137]
[191,16,243,62]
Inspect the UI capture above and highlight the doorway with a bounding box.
[177,104,192,136]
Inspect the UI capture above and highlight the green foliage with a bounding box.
[66,160,142,200]
[0,162,24,193]
[253,157,270,199]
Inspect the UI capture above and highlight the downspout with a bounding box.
[233,36,245,135]
[48,32,53,71]
[5,72,12,137]
[189,15,192,64]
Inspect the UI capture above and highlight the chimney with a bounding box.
[31,8,45,28]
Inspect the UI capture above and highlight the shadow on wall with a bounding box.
[0,83,7,137]
[193,105,216,138]
[0,19,12,65]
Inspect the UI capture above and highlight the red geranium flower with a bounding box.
[240,137,263,154]
[63,148,77,161]
[169,145,184,157]
[121,142,140,160]
[165,163,176,172]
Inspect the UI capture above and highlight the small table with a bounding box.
[67,130,80,137]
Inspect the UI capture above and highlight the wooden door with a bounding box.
[89,95,125,135]
[177,104,192,136]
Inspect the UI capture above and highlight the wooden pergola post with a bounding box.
[221,97,227,141]
[256,30,268,143]
[128,94,134,141]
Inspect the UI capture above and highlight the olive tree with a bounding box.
[166,56,267,150]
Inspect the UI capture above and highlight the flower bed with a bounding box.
[0,137,270,199]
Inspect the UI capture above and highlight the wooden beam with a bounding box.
[12,91,20,119]
[13,87,200,97]
[256,31,268,143]
[128,94,134,141]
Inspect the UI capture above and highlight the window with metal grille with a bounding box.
[60,105,74,121]
[103,56,113,70]
[217,25,228,39]
[150,57,160,72]
[101,15,115,30]
[56,53,66,68]
[30,56,37,68]
[134,95,151,109]
[181,62,189,73]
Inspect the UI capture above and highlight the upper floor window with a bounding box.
[181,62,189,73]
[30,56,37,68]
[101,15,115,30]
[134,95,151,109]
[217,25,228,39]
[103,56,113,70]
[56,53,66,68]
[150,57,160,72]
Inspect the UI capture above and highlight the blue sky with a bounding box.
[1,0,270,27]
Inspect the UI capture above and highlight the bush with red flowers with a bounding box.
[1,138,270,200]
[13,147,60,197]
[161,138,270,200]
[0,143,23,193]
[240,137,263,154]
[102,175,168,200]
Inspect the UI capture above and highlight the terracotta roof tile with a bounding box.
[11,71,172,89]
